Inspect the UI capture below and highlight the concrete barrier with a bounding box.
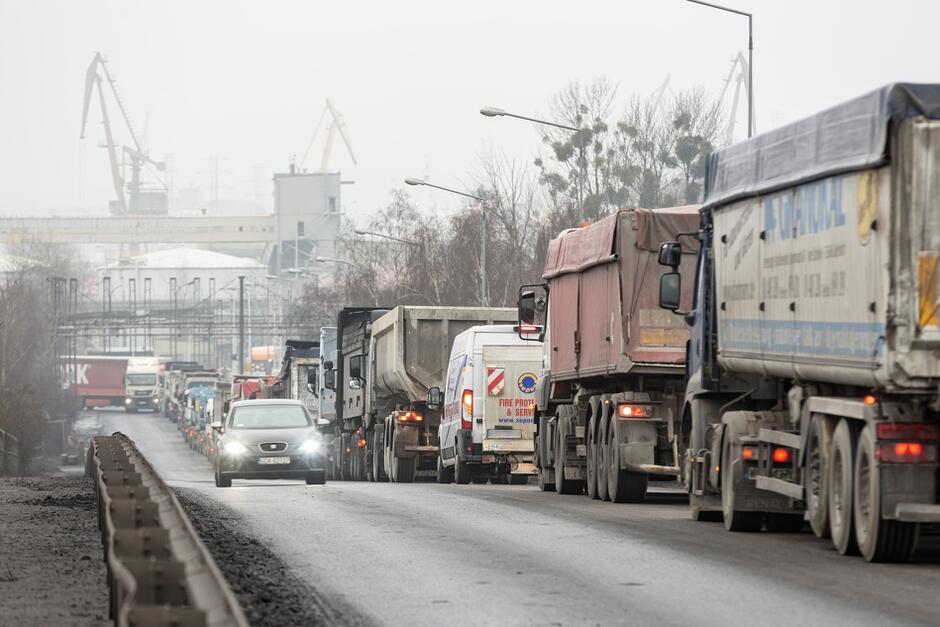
[87,433,249,627]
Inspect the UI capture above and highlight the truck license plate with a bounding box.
[257,457,291,465]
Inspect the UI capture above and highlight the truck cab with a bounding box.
[436,325,541,484]
[124,357,161,412]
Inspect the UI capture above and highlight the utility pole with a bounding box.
[238,275,246,375]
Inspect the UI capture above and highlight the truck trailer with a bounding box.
[657,83,940,562]
[518,206,700,500]
[328,306,516,482]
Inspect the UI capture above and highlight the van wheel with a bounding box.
[436,456,453,483]
[829,420,859,555]
[721,436,762,532]
[854,424,918,562]
[806,414,833,538]
[455,455,472,485]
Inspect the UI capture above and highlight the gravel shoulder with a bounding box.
[175,487,374,627]
[0,475,110,626]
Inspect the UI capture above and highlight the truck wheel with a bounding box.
[455,455,472,485]
[596,416,610,501]
[339,434,350,480]
[853,425,918,562]
[828,420,859,555]
[437,456,454,483]
[608,420,647,503]
[806,414,833,538]
[535,415,555,491]
[554,411,581,495]
[394,456,416,483]
[373,428,388,482]
[721,436,762,532]
[586,413,599,499]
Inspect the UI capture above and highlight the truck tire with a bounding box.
[455,454,473,485]
[394,456,416,483]
[596,416,610,501]
[608,419,647,503]
[437,456,454,483]
[535,415,555,492]
[373,427,388,482]
[339,434,350,480]
[721,436,762,532]
[828,420,859,555]
[806,414,833,538]
[554,410,581,495]
[853,424,918,562]
[586,413,599,499]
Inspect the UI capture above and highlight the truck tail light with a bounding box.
[617,404,652,419]
[396,411,423,423]
[741,446,756,460]
[461,389,473,430]
[877,442,937,463]
[357,438,367,448]
[772,447,791,464]
[876,422,940,440]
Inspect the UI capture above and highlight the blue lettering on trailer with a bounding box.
[719,318,884,359]
[763,178,846,243]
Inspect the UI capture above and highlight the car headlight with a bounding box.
[299,438,321,454]
[224,440,249,456]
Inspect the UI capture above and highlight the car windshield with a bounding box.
[127,373,156,385]
[230,405,310,429]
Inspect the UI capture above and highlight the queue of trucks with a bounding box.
[94,84,940,563]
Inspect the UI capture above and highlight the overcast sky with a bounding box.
[2,0,938,220]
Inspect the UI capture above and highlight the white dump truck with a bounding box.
[658,83,940,562]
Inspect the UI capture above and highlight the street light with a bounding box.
[405,177,489,306]
[685,0,754,138]
[354,228,421,247]
[480,107,587,222]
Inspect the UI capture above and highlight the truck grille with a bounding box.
[133,390,152,397]
[258,442,287,453]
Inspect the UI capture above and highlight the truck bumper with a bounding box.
[895,504,940,522]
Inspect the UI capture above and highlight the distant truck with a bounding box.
[433,325,542,485]
[277,340,320,417]
[73,356,127,408]
[518,206,700,500]
[657,83,940,562]
[124,356,161,412]
[327,306,517,482]
[318,327,338,467]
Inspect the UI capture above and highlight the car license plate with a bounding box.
[257,456,291,465]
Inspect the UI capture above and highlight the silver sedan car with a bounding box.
[212,399,327,487]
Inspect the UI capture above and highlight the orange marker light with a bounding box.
[742,447,755,460]
[773,447,791,463]
[864,394,877,406]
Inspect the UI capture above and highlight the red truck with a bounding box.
[517,206,700,501]
[73,356,128,408]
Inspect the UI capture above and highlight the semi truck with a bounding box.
[517,206,700,500]
[275,340,320,416]
[656,83,940,562]
[327,306,516,482]
[73,356,127,408]
[317,327,337,470]
[124,356,161,412]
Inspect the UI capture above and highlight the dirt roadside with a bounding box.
[0,474,110,626]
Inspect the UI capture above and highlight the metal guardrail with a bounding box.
[0,428,20,476]
[87,433,249,627]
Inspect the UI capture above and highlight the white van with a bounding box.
[436,325,542,485]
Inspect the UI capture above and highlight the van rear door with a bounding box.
[481,345,542,453]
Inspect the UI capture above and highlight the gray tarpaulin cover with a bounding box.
[704,83,940,208]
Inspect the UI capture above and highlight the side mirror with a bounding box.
[518,289,537,325]
[210,421,223,432]
[517,283,547,341]
[349,355,364,380]
[349,378,362,390]
[317,417,330,426]
[658,241,682,268]
[659,272,682,311]
[427,386,443,410]
[324,369,336,390]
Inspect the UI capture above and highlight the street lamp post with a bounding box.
[481,106,587,223]
[685,0,753,138]
[315,256,355,266]
[354,229,421,247]
[405,177,490,307]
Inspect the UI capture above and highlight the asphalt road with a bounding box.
[93,408,940,626]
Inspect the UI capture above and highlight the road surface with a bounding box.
[93,408,940,626]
